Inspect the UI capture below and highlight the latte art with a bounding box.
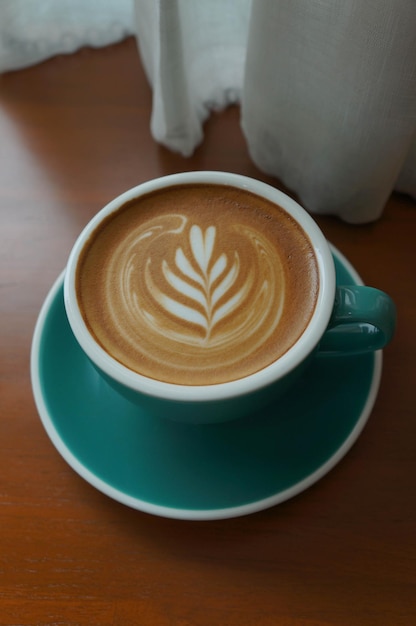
[77,184,319,384]
[150,224,248,342]
[127,221,284,346]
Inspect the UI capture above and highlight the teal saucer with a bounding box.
[31,246,382,520]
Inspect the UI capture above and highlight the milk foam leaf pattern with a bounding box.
[212,272,254,327]
[175,247,204,286]
[190,225,216,273]
[155,292,208,328]
[162,260,206,307]
[212,288,250,328]
[209,254,227,285]
[150,224,252,341]
[211,253,239,307]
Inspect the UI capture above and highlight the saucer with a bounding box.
[31,245,382,520]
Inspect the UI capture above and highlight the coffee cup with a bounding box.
[64,172,396,424]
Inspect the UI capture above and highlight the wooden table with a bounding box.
[1,38,415,626]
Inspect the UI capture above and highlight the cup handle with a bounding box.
[318,286,396,354]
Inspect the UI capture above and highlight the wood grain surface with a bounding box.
[0,38,415,626]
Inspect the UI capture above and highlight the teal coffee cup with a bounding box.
[64,172,396,424]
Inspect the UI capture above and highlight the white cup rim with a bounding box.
[64,171,336,402]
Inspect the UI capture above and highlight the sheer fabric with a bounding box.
[135,0,416,223]
[0,0,134,72]
[1,0,415,222]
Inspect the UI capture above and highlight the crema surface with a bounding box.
[76,184,319,385]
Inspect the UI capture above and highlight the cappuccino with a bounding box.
[76,184,319,385]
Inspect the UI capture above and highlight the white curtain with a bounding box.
[0,0,135,71]
[1,0,415,223]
